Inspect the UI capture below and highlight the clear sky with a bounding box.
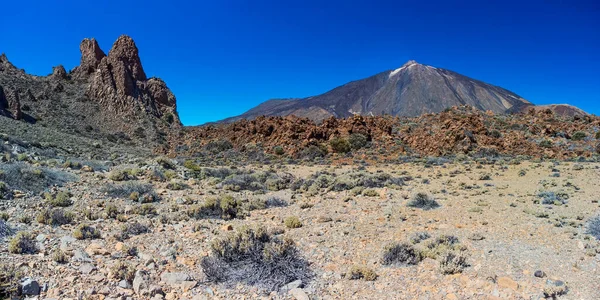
[1,0,598,125]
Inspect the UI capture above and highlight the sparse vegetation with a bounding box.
[382,242,422,266]
[330,137,351,153]
[407,193,440,210]
[73,224,101,240]
[586,215,600,240]
[110,262,135,282]
[572,131,587,141]
[36,208,74,226]
[201,226,311,290]
[284,216,302,228]
[346,265,377,281]
[8,232,37,254]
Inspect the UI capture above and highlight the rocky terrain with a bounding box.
[179,106,600,160]
[1,129,600,299]
[1,36,600,300]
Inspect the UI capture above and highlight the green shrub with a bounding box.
[273,146,285,155]
[284,216,302,229]
[184,160,201,171]
[0,212,8,221]
[109,170,133,181]
[135,204,157,216]
[407,193,440,210]
[539,140,553,148]
[73,224,101,240]
[46,191,73,207]
[572,131,587,141]
[348,133,368,150]
[52,249,70,263]
[330,137,351,153]
[8,232,37,254]
[156,157,175,169]
[346,265,377,281]
[110,262,135,282]
[36,208,74,226]
[105,204,120,219]
[362,189,379,197]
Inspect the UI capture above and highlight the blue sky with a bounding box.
[1,0,598,125]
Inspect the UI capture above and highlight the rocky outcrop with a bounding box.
[0,35,181,146]
[51,65,68,80]
[71,38,106,79]
[86,35,179,122]
[0,86,22,120]
[179,105,600,159]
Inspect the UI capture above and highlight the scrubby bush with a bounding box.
[45,191,73,207]
[110,262,135,282]
[348,133,368,150]
[183,160,201,171]
[407,193,440,210]
[439,251,469,274]
[201,226,311,290]
[52,249,70,263]
[8,232,37,254]
[382,243,421,266]
[73,224,101,240]
[330,137,351,153]
[166,181,185,190]
[117,222,150,241]
[284,216,302,229]
[0,220,12,239]
[409,232,431,244]
[362,189,379,197]
[298,145,327,160]
[273,146,285,155]
[134,204,157,216]
[0,264,23,298]
[108,169,134,181]
[0,163,76,194]
[102,182,157,201]
[539,140,553,148]
[204,139,233,154]
[346,265,377,281]
[537,191,569,205]
[156,157,175,169]
[586,215,600,240]
[36,208,74,226]
[572,131,587,141]
[105,204,120,219]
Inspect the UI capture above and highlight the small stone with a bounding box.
[289,288,309,300]
[79,263,96,274]
[72,249,92,262]
[534,270,546,278]
[281,280,303,291]
[160,272,192,286]
[21,278,40,295]
[133,270,149,294]
[221,224,233,231]
[119,279,132,289]
[115,242,125,251]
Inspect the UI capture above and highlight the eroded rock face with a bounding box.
[86,35,178,122]
[51,65,68,80]
[72,38,106,78]
[0,86,22,120]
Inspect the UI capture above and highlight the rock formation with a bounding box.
[0,35,181,145]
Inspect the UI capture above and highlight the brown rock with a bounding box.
[72,38,106,78]
[51,65,68,79]
[0,86,22,120]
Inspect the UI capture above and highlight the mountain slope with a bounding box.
[222,60,532,122]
